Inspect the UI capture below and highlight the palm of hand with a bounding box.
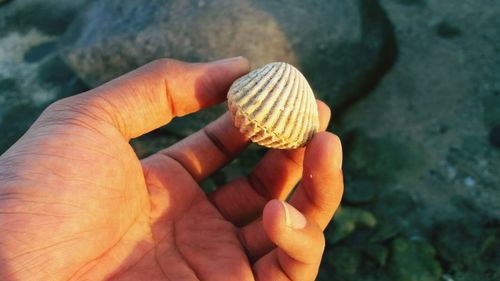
[1,112,250,280]
[0,59,343,281]
[86,134,253,280]
[82,131,255,280]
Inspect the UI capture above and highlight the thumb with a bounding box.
[46,57,250,140]
[255,200,325,281]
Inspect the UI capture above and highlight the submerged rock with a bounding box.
[388,238,442,281]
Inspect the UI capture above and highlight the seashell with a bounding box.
[227,62,319,149]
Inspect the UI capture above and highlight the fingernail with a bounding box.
[281,201,307,229]
[212,56,244,64]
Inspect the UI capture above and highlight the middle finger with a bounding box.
[208,101,331,226]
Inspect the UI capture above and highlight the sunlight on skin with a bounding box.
[0,57,343,281]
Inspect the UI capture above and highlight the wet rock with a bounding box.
[344,179,377,204]
[489,124,500,148]
[388,238,442,281]
[363,243,389,266]
[327,206,377,243]
[433,219,500,281]
[341,0,500,221]
[59,0,396,110]
[370,223,401,243]
[392,0,424,5]
[324,246,362,280]
[0,0,91,154]
[0,0,12,6]
[0,77,17,92]
[345,131,425,181]
[435,21,461,39]
[0,103,44,152]
[0,0,91,36]
[24,41,56,63]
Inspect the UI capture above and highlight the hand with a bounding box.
[0,57,343,281]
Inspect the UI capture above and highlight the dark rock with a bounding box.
[345,131,425,181]
[0,0,91,36]
[0,77,17,92]
[392,0,424,6]
[0,77,20,125]
[489,125,500,148]
[327,206,377,243]
[363,243,389,266]
[376,190,416,217]
[435,21,461,39]
[388,238,442,281]
[370,223,401,243]
[433,219,500,281]
[24,41,56,63]
[256,0,397,110]
[0,56,88,155]
[0,0,12,6]
[0,103,44,153]
[344,179,377,204]
[35,55,89,99]
[59,0,396,111]
[325,246,362,280]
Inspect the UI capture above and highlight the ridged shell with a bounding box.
[227,62,319,149]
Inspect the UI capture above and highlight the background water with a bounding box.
[0,0,499,280]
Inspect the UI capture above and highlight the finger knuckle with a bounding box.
[150,58,176,71]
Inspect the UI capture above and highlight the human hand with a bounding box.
[0,57,343,281]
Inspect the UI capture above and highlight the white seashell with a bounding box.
[227,62,319,149]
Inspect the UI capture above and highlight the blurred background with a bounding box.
[0,0,499,280]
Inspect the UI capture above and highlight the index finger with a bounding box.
[290,132,343,229]
[54,57,250,140]
[209,101,331,226]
